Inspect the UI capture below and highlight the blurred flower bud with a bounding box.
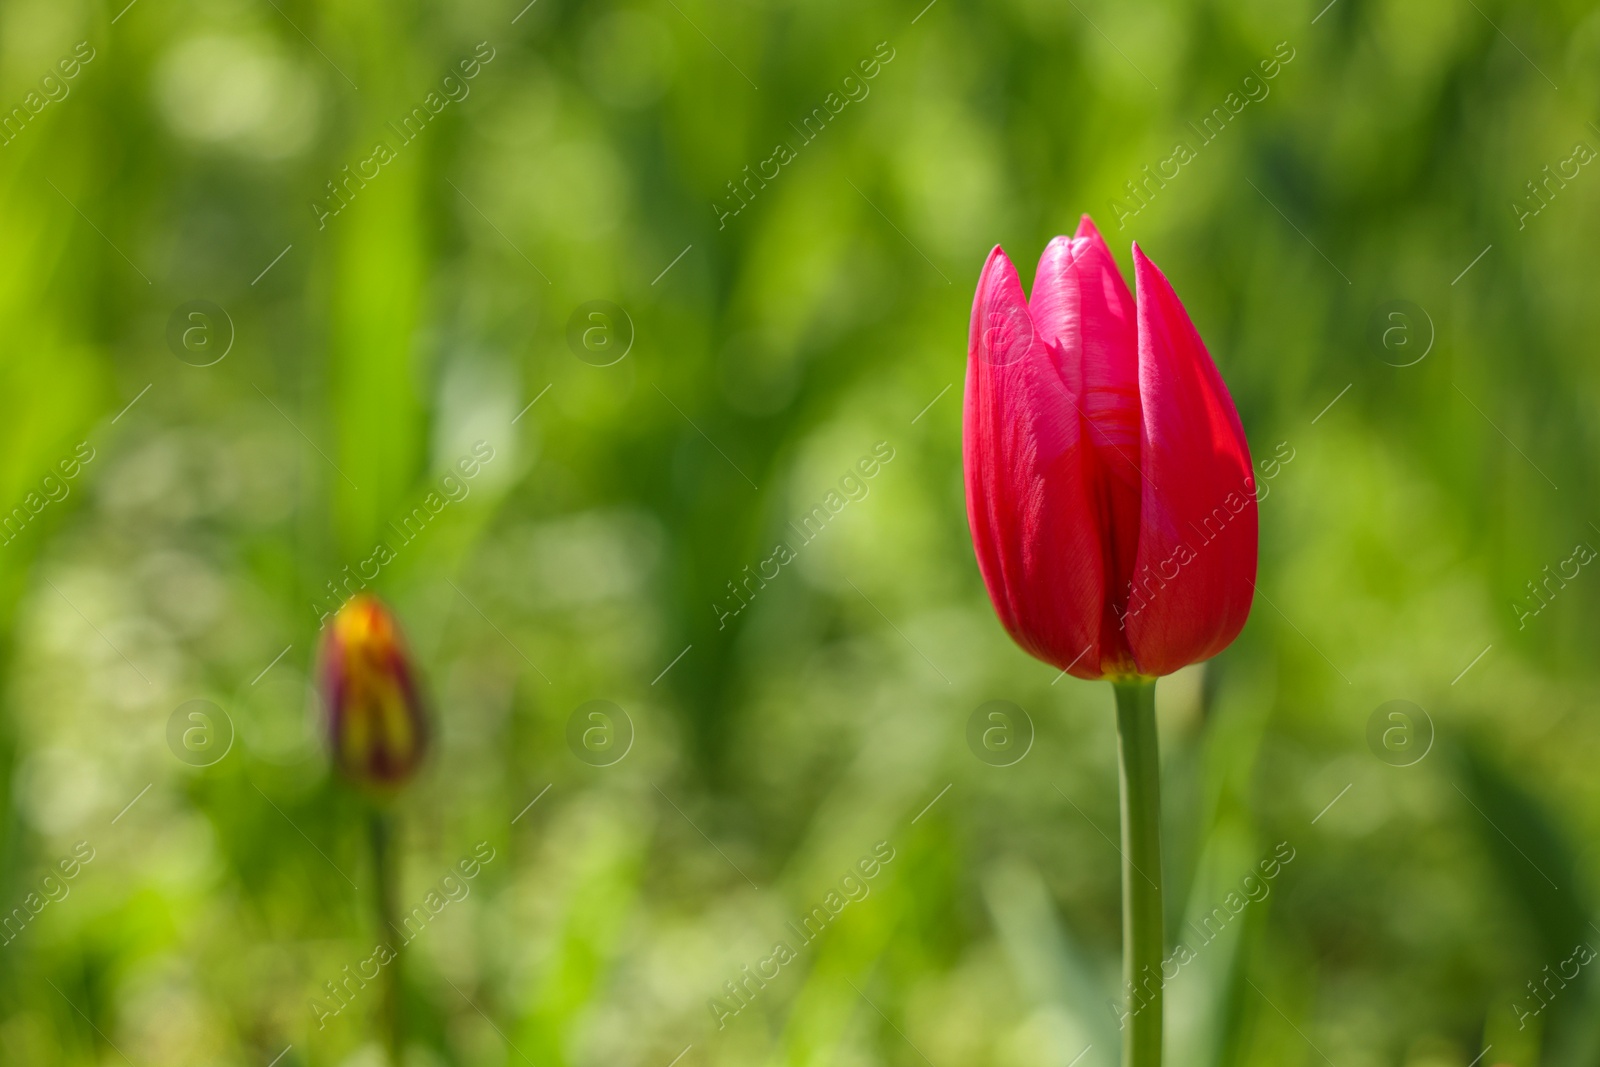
[317,594,429,789]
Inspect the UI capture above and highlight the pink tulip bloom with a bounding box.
[964,215,1257,680]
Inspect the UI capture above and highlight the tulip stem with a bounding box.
[1113,678,1163,1067]
[369,808,404,1066]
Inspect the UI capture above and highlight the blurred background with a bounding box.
[1,0,1598,1064]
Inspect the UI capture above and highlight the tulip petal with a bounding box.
[965,245,1107,677]
[1125,245,1257,675]
[1030,216,1141,458]
[1029,216,1143,657]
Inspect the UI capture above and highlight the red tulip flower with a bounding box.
[964,216,1257,681]
[964,215,1257,1067]
[318,594,429,789]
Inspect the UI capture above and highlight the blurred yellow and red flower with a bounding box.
[318,594,429,788]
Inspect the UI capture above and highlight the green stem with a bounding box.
[369,808,403,1067]
[1113,678,1163,1067]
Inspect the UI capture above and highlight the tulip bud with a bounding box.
[317,594,429,789]
[964,215,1257,680]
